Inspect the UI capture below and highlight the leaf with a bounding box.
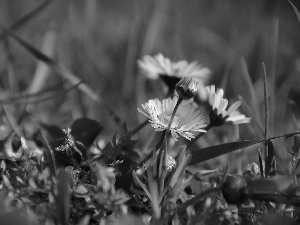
[132,172,152,201]
[76,215,91,225]
[106,213,146,225]
[0,0,54,42]
[56,169,70,225]
[188,131,300,166]
[38,130,57,177]
[118,132,139,152]
[178,187,220,214]
[38,123,65,143]
[284,135,300,157]
[258,150,264,177]
[239,58,260,120]
[188,140,259,166]
[0,23,101,103]
[4,133,23,159]
[249,193,300,207]
[115,172,134,193]
[289,0,300,24]
[2,175,13,190]
[247,175,293,194]
[265,140,276,177]
[292,159,300,176]
[70,118,103,148]
[258,212,295,225]
[91,132,139,165]
[74,184,89,197]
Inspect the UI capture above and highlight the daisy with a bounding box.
[206,85,251,126]
[175,77,198,100]
[137,96,206,141]
[137,53,211,99]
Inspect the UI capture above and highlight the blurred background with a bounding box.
[0,0,300,173]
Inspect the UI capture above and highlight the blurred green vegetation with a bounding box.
[0,0,300,173]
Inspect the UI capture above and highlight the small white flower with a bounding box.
[246,162,260,174]
[137,53,211,99]
[207,85,251,125]
[166,154,176,172]
[175,77,198,100]
[137,54,173,79]
[138,96,206,141]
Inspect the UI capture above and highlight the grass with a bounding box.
[0,0,300,224]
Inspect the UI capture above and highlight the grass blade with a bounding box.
[132,171,152,201]
[258,150,264,178]
[0,0,54,42]
[269,18,279,135]
[38,129,57,178]
[178,187,220,214]
[188,130,300,166]
[56,169,70,225]
[188,140,260,166]
[28,26,56,94]
[239,58,260,118]
[238,95,264,137]
[289,0,300,24]
[0,23,101,104]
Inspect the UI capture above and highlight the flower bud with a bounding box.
[175,77,198,100]
[166,154,176,172]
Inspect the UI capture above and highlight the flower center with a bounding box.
[158,111,181,128]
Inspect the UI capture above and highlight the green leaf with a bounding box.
[188,140,260,166]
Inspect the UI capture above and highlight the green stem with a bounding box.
[186,123,213,150]
[158,97,183,192]
[131,119,149,135]
[166,97,183,136]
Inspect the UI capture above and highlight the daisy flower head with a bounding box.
[137,53,172,79]
[175,77,198,100]
[137,54,211,99]
[207,85,251,126]
[138,96,206,141]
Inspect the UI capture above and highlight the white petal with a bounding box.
[226,101,242,116]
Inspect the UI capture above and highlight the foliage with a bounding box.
[1,1,300,225]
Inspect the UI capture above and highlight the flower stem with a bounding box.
[158,97,183,192]
[131,119,149,135]
[186,123,213,150]
[166,96,183,136]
